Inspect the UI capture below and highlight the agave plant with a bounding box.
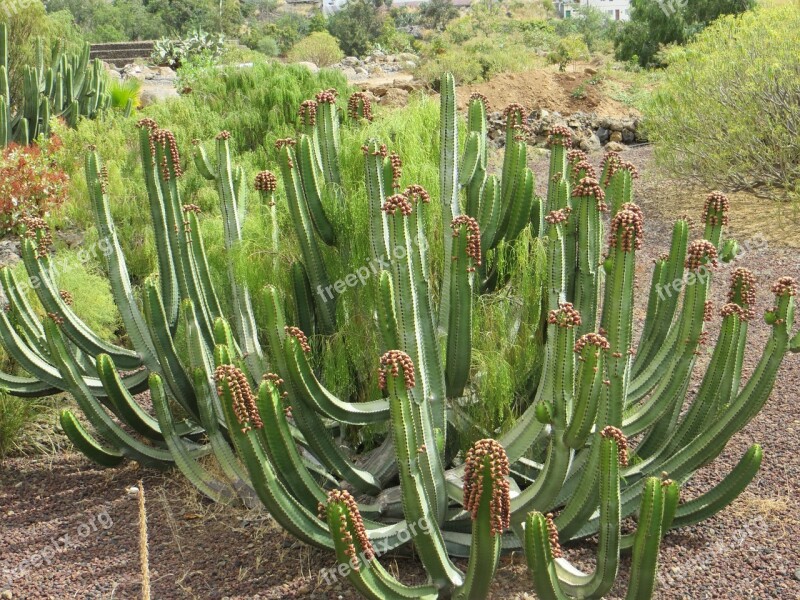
[0,23,112,147]
[1,73,797,598]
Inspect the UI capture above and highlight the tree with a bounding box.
[418,0,459,31]
[614,0,754,67]
[327,0,388,57]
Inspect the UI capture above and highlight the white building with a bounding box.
[557,0,631,21]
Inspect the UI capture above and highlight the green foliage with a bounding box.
[46,0,168,42]
[0,391,38,458]
[418,0,460,31]
[287,32,344,67]
[614,0,755,67]
[108,78,142,111]
[547,34,589,71]
[553,6,617,52]
[327,0,388,57]
[643,5,800,197]
[151,30,226,69]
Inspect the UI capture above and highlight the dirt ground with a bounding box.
[1,147,799,599]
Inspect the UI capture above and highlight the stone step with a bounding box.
[90,48,153,60]
[90,41,155,52]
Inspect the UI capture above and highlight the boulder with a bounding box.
[0,239,21,268]
[605,141,626,153]
[596,126,610,144]
[578,132,602,153]
[380,87,409,108]
[610,131,623,143]
[397,52,417,62]
[342,56,359,66]
[295,61,320,73]
[584,67,598,75]
[622,129,636,144]
[139,83,180,107]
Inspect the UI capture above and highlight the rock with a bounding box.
[584,67,598,75]
[379,87,409,108]
[342,56,359,66]
[368,65,385,76]
[795,568,800,581]
[622,129,636,144]
[340,66,358,79]
[295,61,319,73]
[397,52,417,62]
[370,85,389,97]
[605,141,625,153]
[1,589,12,599]
[578,132,601,153]
[354,67,368,75]
[139,83,180,107]
[0,240,21,269]
[56,230,84,248]
[596,126,610,144]
[402,61,416,70]
[154,66,176,79]
[610,131,623,143]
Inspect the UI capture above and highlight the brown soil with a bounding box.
[458,66,640,119]
[1,148,799,599]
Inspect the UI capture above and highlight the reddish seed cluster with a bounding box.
[600,151,639,185]
[99,165,109,195]
[462,439,511,536]
[600,425,629,466]
[545,209,569,225]
[20,216,51,258]
[389,152,403,189]
[727,268,757,320]
[572,177,608,211]
[567,148,587,164]
[182,204,202,215]
[404,184,430,204]
[451,216,482,270]
[503,103,527,130]
[548,302,582,328]
[378,350,416,390]
[608,206,644,252]
[574,332,610,354]
[254,171,278,196]
[703,301,714,322]
[215,364,263,433]
[298,99,318,126]
[59,289,74,306]
[318,490,374,567]
[47,312,64,325]
[149,128,184,179]
[347,92,373,122]
[135,118,158,131]
[701,191,730,227]
[571,160,597,182]
[684,240,719,272]
[654,252,670,264]
[771,276,797,297]
[544,513,563,558]
[469,92,490,112]
[284,326,312,353]
[315,88,338,104]
[215,130,232,141]
[263,372,290,400]
[382,193,413,216]
[275,138,296,150]
[547,125,573,148]
[720,303,747,320]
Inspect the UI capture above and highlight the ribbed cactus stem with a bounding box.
[701,191,730,249]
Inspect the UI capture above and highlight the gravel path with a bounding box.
[1,147,798,599]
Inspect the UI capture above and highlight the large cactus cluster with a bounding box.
[0,23,112,148]
[1,73,798,598]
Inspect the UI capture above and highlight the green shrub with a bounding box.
[152,30,226,69]
[108,78,142,111]
[327,0,387,57]
[547,34,589,71]
[0,392,38,458]
[287,32,344,67]
[643,6,800,197]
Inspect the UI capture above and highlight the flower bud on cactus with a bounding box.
[608,205,644,252]
[320,489,375,568]
[463,439,511,536]
[600,425,629,466]
[379,350,416,390]
[215,364,263,433]
[685,240,718,271]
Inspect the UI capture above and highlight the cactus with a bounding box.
[0,73,797,599]
[0,23,110,147]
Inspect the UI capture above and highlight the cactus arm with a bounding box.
[445,220,476,398]
[298,134,336,245]
[18,240,143,369]
[384,356,464,590]
[505,168,536,243]
[365,140,391,262]
[670,444,761,528]
[459,131,481,187]
[283,339,389,425]
[192,143,216,180]
[376,270,400,351]
[0,370,59,397]
[478,175,502,253]
[291,261,317,337]
[315,93,341,186]
[59,409,124,467]
[279,145,336,334]
[563,340,605,449]
[437,72,460,332]
[624,478,665,600]
[523,512,571,600]
[150,373,235,503]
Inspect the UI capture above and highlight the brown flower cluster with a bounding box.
[547,125,572,148]
[701,191,730,227]
[703,300,714,322]
[298,99,318,126]
[404,184,430,204]
[451,215,482,271]
[545,209,569,225]
[469,92,490,111]
[284,326,312,353]
[149,127,184,179]
[318,490,374,567]
[215,130,232,141]
[315,88,338,104]
[503,103,527,130]
[601,151,639,186]
[571,160,597,182]
[378,350,416,390]
[382,193,413,216]
[572,177,608,211]
[99,165,109,195]
[182,204,202,215]
[771,276,797,297]
[462,439,511,536]
[720,303,747,320]
[600,425,629,466]
[59,289,74,306]
[20,216,51,258]
[544,513,563,558]
[389,152,402,189]
[548,302,582,328]
[47,312,64,325]
[215,364,262,433]
[254,171,278,196]
[274,138,296,151]
[347,92,373,122]
[684,240,718,272]
[608,205,644,252]
[567,149,587,164]
[574,332,610,354]
[727,268,756,320]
